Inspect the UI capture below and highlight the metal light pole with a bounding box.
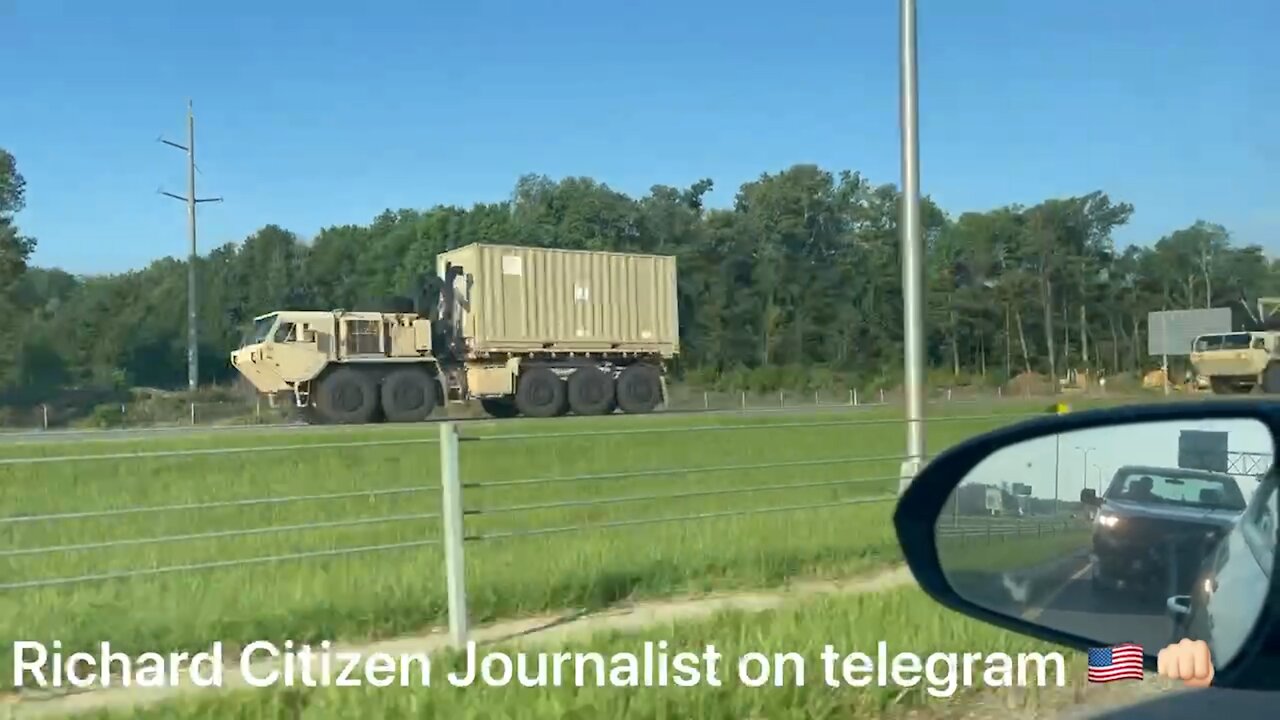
[159,100,222,392]
[1053,434,1060,515]
[1080,448,1091,495]
[898,0,927,493]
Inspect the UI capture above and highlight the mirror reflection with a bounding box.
[937,418,1277,668]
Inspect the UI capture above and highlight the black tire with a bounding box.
[1210,378,1234,395]
[1262,364,1280,394]
[314,367,379,424]
[480,397,520,419]
[615,364,662,414]
[380,367,438,423]
[515,367,568,418]
[567,367,617,415]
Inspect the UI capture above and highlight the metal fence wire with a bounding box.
[0,382,1066,433]
[0,408,1077,645]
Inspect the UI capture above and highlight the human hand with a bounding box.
[1157,639,1213,688]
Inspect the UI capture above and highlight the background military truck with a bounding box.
[230,243,679,423]
[1190,298,1280,394]
[1189,331,1277,394]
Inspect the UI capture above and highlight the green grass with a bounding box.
[86,587,1089,719]
[0,399,1121,692]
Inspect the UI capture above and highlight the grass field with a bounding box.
[86,587,1090,719]
[0,398,1124,693]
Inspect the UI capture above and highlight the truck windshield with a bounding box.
[244,315,277,346]
[1105,469,1246,511]
[1193,334,1252,352]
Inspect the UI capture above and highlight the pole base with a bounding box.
[898,457,925,495]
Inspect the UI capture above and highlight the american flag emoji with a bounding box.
[1087,643,1145,683]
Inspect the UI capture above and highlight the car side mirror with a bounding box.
[893,401,1280,691]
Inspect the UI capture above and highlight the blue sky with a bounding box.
[966,419,1273,504]
[3,0,1276,275]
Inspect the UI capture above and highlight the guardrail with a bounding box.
[937,518,1088,540]
[2,410,1059,647]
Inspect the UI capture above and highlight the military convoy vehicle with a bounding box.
[1189,298,1280,394]
[1189,331,1277,394]
[230,243,679,423]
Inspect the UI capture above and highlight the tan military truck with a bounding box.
[1189,331,1280,394]
[230,243,679,423]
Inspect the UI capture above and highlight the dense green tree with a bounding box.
[1,149,38,388]
[4,147,1276,402]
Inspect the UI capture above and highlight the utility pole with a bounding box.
[159,100,222,393]
[898,0,926,494]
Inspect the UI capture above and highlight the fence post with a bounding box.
[190,402,196,425]
[814,390,819,406]
[703,392,708,410]
[256,396,262,420]
[439,421,468,647]
[946,388,952,401]
[879,388,885,403]
[741,391,746,410]
[779,391,784,407]
[41,404,48,430]
[853,389,859,406]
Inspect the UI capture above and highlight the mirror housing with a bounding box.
[1079,488,1100,506]
[893,400,1280,691]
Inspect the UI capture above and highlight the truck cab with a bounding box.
[1189,331,1278,394]
[230,310,436,413]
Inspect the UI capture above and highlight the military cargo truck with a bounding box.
[1190,298,1280,394]
[230,243,679,423]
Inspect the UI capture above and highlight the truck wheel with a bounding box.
[567,367,616,415]
[380,368,438,423]
[480,397,520,419]
[1210,378,1233,395]
[314,368,379,424]
[1263,364,1280,394]
[616,364,662,414]
[515,367,568,418]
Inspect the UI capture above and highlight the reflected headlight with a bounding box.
[1096,513,1120,528]
[1203,578,1214,595]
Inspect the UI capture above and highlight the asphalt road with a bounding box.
[0,399,909,447]
[949,552,1178,655]
[1029,556,1177,653]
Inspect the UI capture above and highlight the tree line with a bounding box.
[2,147,1277,405]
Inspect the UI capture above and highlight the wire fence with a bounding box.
[1,408,1085,652]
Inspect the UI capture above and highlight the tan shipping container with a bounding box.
[436,243,679,357]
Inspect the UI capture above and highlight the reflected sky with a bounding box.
[960,419,1274,505]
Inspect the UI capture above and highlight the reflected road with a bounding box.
[949,553,1177,655]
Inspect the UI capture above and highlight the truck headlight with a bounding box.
[1096,513,1120,528]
